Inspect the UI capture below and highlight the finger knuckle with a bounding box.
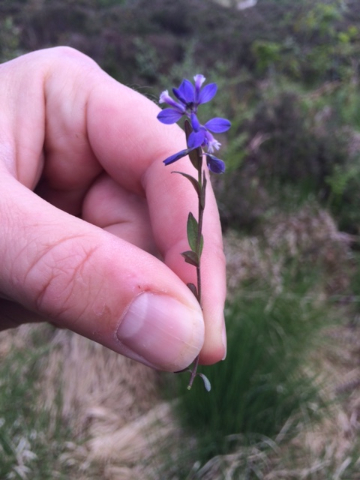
[27,237,98,320]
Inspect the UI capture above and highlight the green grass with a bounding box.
[164,275,330,472]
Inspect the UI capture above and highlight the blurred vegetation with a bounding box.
[2,0,360,233]
[0,329,79,479]
[2,0,360,478]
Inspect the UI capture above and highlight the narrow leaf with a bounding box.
[189,147,202,171]
[198,373,212,392]
[172,171,200,197]
[181,250,199,267]
[187,212,198,252]
[184,119,192,141]
[187,283,198,298]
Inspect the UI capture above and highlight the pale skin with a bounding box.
[0,47,226,372]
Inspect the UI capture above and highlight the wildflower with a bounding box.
[156,74,230,390]
[157,74,217,125]
[157,75,231,174]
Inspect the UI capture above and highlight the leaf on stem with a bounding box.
[187,212,199,253]
[172,171,200,197]
[181,250,199,267]
[187,282,198,298]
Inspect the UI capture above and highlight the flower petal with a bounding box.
[205,131,221,152]
[205,117,231,133]
[206,154,225,174]
[190,113,201,132]
[159,90,170,103]
[159,90,186,111]
[157,108,184,125]
[194,74,206,90]
[188,130,206,149]
[198,83,217,104]
[163,149,190,166]
[194,74,206,103]
[173,79,194,105]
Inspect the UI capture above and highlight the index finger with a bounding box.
[40,47,227,364]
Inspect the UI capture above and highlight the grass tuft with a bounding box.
[169,277,329,465]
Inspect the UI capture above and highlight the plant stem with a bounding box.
[196,159,204,304]
[188,153,205,390]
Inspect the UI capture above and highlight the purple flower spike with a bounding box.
[157,74,231,174]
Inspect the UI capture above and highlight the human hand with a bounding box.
[0,47,226,371]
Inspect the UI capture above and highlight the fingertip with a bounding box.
[115,292,205,372]
[199,311,226,365]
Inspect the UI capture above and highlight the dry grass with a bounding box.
[37,329,160,432]
[0,324,169,477]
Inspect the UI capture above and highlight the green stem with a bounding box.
[188,151,205,390]
[196,159,204,304]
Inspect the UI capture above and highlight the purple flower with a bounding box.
[157,74,230,174]
[157,74,218,125]
[205,154,226,174]
[187,113,231,153]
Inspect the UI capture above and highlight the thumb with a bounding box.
[0,177,204,372]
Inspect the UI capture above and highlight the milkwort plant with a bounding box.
[157,75,231,390]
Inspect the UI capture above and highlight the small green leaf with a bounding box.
[187,282,198,298]
[198,373,211,392]
[181,250,199,267]
[172,171,200,197]
[187,212,198,252]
